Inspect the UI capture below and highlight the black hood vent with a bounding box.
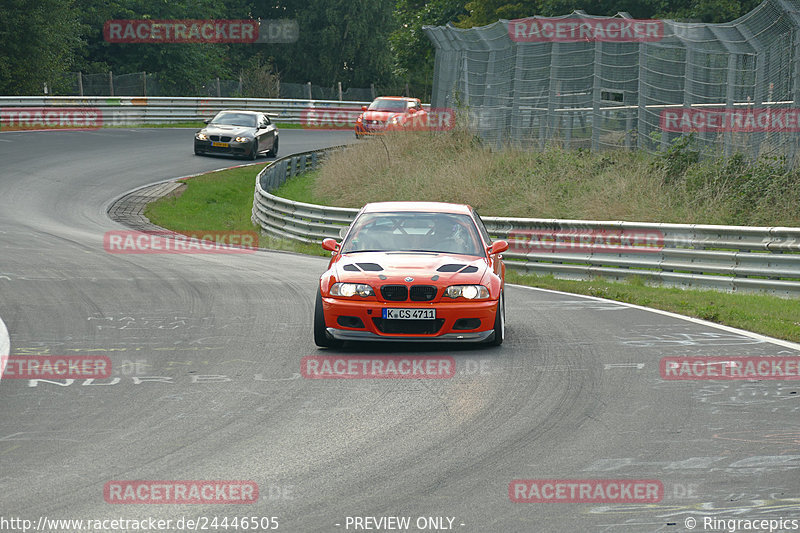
[342,263,384,272]
[436,264,479,273]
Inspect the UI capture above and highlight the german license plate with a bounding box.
[382,308,436,320]
[212,141,229,147]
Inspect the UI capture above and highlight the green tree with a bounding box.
[0,0,82,95]
[246,0,396,90]
[391,0,468,99]
[75,0,234,95]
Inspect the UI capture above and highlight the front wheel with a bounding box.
[489,291,505,346]
[314,289,343,348]
[248,140,259,160]
[266,137,278,157]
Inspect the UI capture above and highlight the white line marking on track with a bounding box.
[509,283,800,353]
[0,316,9,381]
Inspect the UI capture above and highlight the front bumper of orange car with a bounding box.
[321,296,498,342]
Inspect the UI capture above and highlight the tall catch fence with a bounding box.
[424,0,800,162]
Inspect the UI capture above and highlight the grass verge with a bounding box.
[143,162,328,257]
[507,271,800,343]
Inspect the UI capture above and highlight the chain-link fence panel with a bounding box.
[47,74,393,102]
[425,0,800,162]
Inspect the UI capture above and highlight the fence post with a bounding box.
[143,71,147,97]
[77,72,83,97]
[637,43,648,151]
[338,81,343,101]
[109,71,114,96]
[216,77,221,97]
[591,42,603,151]
[306,82,312,100]
[371,83,376,100]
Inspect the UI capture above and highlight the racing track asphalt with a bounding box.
[0,128,798,532]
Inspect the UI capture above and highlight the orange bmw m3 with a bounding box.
[314,202,509,348]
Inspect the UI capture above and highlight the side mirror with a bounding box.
[321,238,339,252]
[488,240,509,255]
[362,106,367,111]
[203,118,211,124]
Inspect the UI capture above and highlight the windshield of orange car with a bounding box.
[367,99,408,112]
[210,113,257,127]
[341,212,484,256]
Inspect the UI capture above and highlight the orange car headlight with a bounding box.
[444,285,490,300]
[330,282,374,298]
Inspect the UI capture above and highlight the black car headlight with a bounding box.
[330,283,374,298]
[444,285,490,300]
[234,136,249,143]
[196,132,208,140]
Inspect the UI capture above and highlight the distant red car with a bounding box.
[314,202,509,347]
[354,96,428,137]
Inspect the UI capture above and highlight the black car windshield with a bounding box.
[367,99,408,112]
[210,112,257,127]
[341,212,484,256]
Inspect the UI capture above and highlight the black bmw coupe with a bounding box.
[194,110,278,160]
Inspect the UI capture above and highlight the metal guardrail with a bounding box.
[252,147,358,242]
[0,96,371,126]
[253,148,800,296]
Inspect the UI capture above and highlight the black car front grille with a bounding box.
[381,285,408,301]
[410,285,437,301]
[209,135,232,142]
[372,318,444,335]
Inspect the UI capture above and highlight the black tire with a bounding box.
[266,137,278,157]
[489,291,505,346]
[194,146,203,156]
[248,140,259,160]
[314,289,343,348]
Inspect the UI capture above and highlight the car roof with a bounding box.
[361,201,473,215]
[373,96,419,102]
[215,110,260,115]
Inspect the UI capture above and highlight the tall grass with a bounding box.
[315,129,800,226]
